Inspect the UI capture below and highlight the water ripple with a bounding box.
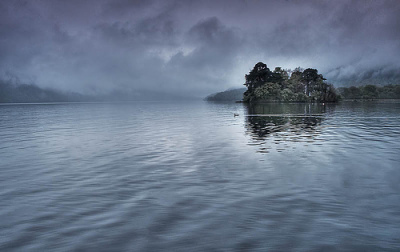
[0,102,400,251]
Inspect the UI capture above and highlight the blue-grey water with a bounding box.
[1,101,400,251]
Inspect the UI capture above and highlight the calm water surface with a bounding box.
[0,101,399,251]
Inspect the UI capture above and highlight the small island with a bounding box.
[243,62,338,103]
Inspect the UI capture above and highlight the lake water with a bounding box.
[1,101,400,251]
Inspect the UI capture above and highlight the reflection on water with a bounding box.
[245,103,335,153]
[1,101,400,251]
[246,102,330,115]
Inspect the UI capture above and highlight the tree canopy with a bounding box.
[243,62,338,103]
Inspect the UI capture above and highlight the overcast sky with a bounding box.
[1,0,399,97]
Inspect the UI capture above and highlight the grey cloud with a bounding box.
[178,17,242,66]
[103,0,154,15]
[164,17,245,93]
[0,0,399,97]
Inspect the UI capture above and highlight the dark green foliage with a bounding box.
[243,62,338,103]
[244,62,272,92]
[338,86,363,99]
[363,85,379,99]
[377,85,400,99]
[205,88,247,101]
[338,84,400,100]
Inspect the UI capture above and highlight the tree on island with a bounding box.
[243,62,338,103]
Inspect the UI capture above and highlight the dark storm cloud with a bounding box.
[103,0,154,15]
[173,17,242,69]
[0,0,399,97]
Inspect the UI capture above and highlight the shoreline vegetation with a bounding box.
[206,62,400,103]
[337,85,400,100]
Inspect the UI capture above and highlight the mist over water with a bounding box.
[1,101,400,251]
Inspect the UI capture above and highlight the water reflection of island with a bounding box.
[244,103,335,153]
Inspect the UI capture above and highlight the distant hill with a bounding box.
[99,89,193,102]
[327,68,400,88]
[331,77,400,89]
[205,88,246,101]
[0,80,87,103]
[0,80,193,103]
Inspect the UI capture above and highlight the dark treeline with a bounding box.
[337,85,400,100]
[243,62,338,103]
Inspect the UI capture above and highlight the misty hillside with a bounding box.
[205,88,246,101]
[326,65,400,87]
[0,80,195,103]
[332,76,400,88]
[100,89,194,102]
[0,80,87,103]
